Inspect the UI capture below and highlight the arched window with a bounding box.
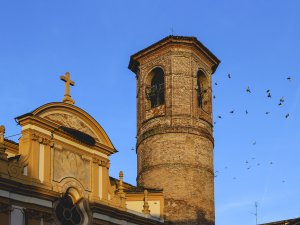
[146,68,165,108]
[197,70,206,108]
[55,195,82,225]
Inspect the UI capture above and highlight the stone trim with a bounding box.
[90,202,164,225]
[137,163,214,181]
[137,126,214,148]
[0,190,52,208]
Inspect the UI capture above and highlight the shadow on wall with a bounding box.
[163,202,214,225]
[165,210,214,225]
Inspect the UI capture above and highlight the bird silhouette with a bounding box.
[287,77,292,81]
[228,73,231,79]
[278,102,283,106]
[245,110,248,114]
[215,82,218,86]
[131,147,134,151]
[218,115,222,119]
[267,89,270,93]
[280,97,284,102]
[246,86,251,93]
[265,112,270,115]
[285,113,290,118]
[213,95,216,99]
[230,110,234,114]
[253,141,257,145]
[267,92,271,98]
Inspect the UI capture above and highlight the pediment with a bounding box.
[41,112,98,141]
[17,102,115,151]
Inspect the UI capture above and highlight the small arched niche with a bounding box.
[196,70,208,109]
[145,68,165,108]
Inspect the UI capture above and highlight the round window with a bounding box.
[55,195,82,225]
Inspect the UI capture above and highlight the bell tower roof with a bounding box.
[128,35,220,74]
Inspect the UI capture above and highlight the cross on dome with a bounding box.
[60,72,75,104]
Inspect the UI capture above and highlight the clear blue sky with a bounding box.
[0,1,299,225]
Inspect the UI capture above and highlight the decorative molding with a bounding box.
[53,149,91,191]
[92,158,109,168]
[31,133,53,146]
[137,126,214,148]
[7,162,23,178]
[43,113,98,141]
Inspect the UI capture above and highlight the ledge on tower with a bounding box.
[128,35,220,74]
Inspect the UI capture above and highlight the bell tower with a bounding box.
[128,36,220,225]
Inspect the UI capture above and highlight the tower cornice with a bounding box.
[128,35,220,74]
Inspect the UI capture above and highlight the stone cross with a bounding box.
[60,72,75,104]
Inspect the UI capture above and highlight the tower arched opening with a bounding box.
[197,70,208,109]
[146,68,165,108]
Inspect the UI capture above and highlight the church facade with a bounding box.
[2,35,293,225]
[0,34,297,225]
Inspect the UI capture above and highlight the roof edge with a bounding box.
[128,35,220,74]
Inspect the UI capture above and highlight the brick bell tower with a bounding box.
[128,36,220,225]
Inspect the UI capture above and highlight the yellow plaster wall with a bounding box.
[126,200,161,218]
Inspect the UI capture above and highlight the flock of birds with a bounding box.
[128,73,293,184]
[214,74,292,123]
[212,73,293,183]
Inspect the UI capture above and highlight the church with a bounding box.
[0,35,297,225]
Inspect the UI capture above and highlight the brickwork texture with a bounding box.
[129,36,220,225]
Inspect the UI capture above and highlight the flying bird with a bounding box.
[287,77,292,81]
[229,110,234,114]
[265,112,270,115]
[228,73,231,79]
[245,110,248,114]
[267,92,271,98]
[280,97,284,102]
[213,95,216,99]
[218,115,222,119]
[285,113,290,118]
[278,102,283,106]
[246,86,251,93]
[253,141,257,145]
[131,147,134,151]
[215,82,218,86]
[267,89,270,93]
